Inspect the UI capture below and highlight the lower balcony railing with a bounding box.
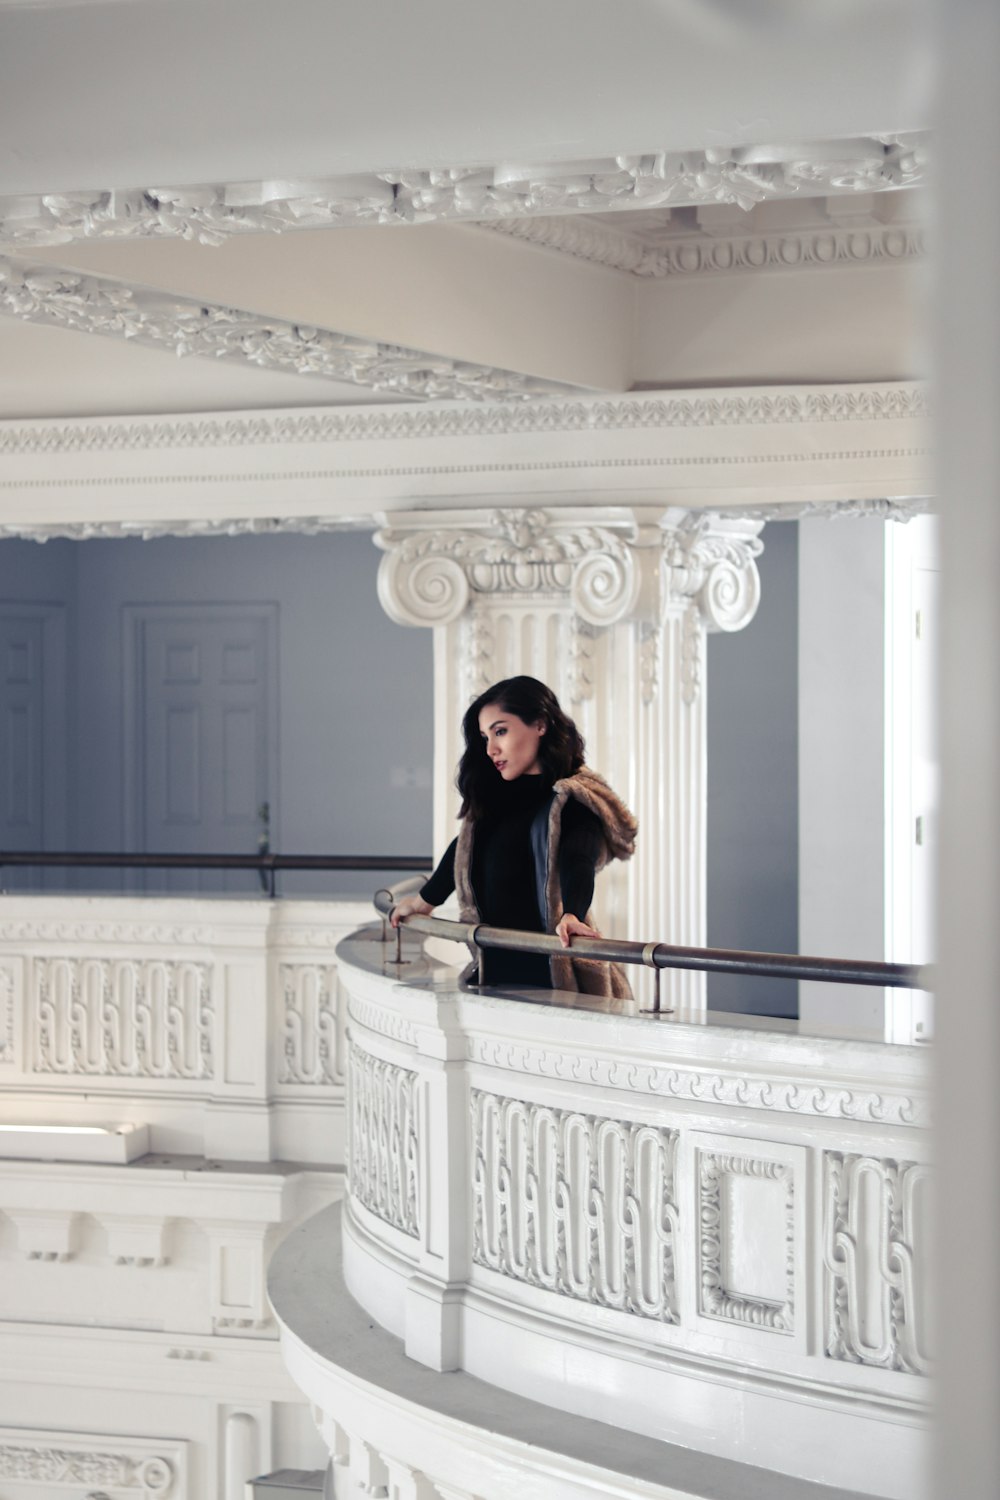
[313,889,932,1499]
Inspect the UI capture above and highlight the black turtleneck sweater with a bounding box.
[420,775,604,987]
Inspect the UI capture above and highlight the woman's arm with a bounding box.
[390,837,458,927]
[555,802,606,946]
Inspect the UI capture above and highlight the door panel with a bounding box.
[130,607,276,893]
[0,606,67,892]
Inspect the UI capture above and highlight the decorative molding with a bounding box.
[471,1090,679,1322]
[697,1151,795,1333]
[464,1035,928,1127]
[0,515,373,544]
[102,1216,168,1268]
[0,961,14,1063]
[376,507,639,628]
[376,506,762,638]
[460,604,496,704]
[568,614,599,705]
[726,495,932,524]
[0,385,929,458]
[487,214,926,279]
[347,992,420,1049]
[666,514,764,634]
[32,956,213,1079]
[0,136,927,249]
[0,1429,182,1496]
[279,962,345,1087]
[0,253,571,403]
[7,1208,80,1262]
[0,917,217,944]
[679,603,701,707]
[348,1039,420,1237]
[824,1152,929,1376]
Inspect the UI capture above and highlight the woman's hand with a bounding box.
[555,912,599,948]
[390,894,433,928]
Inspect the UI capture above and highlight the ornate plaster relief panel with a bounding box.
[0,896,369,1164]
[0,1427,187,1499]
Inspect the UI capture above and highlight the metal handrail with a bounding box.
[372,887,932,1013]
[0,851,431,899]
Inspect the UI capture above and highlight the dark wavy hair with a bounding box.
[457,676,585,821]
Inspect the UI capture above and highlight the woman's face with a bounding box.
[477,702,545,780]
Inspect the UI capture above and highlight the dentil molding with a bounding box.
[486,214,925,279]
[0,253,571,403]
[374,507,763,634]
[0,136,927,249]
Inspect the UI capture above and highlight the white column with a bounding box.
[376,507,762,1010]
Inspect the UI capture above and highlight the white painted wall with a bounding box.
[633,260,922,387]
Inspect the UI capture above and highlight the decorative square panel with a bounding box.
[682,1132,808,1352]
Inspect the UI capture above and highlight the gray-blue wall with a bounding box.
[1,531,434,896]
[1,524,800,1009]
[706,521,799,1016]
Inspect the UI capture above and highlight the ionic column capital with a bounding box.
[661,510,764,633]
[375,506,764,634]
[374,507,648,628]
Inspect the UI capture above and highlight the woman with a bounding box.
[391,676,637,996]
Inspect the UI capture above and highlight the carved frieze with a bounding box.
[471,1090,679,1322]
[824,1152,929,1375]
[279,962,344,1087]
[0,1430,181,1495]
[0,135,927,249]
[0,384,927,461]
[465,1034,927,1126]
[32,957,213,1079]
[348,1040,420,1238]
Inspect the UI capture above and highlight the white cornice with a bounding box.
[486,215,926,279]
[0,136,928,250]
[0,384,929,538]
[0,253,574,403]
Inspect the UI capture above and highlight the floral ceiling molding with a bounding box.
[0,253,574,402]
[0,135,927,250]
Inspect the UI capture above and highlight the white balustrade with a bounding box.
[0,895,370,1163]
[328,923,930,1499]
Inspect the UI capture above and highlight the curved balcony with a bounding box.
[269,919,930,1500]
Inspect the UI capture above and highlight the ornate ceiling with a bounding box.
[0,3,929,421]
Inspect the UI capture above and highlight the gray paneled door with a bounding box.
[0,604,67,890]
[126,605,277,893]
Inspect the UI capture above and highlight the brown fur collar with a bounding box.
[453,766,637,997]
